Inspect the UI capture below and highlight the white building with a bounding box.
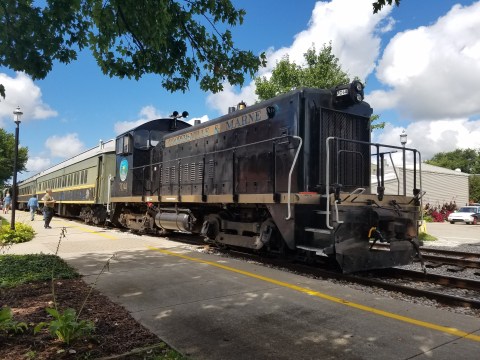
[372,163,470,208]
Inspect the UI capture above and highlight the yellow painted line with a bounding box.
[148,246,480,342]
[57,220,118,240]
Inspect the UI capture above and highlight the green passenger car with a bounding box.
[17,140,116,224]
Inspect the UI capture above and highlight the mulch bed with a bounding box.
[0,278,163,359]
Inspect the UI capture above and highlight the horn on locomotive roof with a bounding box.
[169,111,189,119]
[169,110,189,130]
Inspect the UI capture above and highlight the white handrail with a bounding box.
[106,174,113,214]
[325,137,334,229]
[285,136,303,220]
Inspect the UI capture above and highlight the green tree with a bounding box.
[255,44,350,101]
[425,149,480,174]
[254,43,385,130]
[470,175,480,203]
[0,129,28,188]
[372,0,401,14]
[0,0,266,99]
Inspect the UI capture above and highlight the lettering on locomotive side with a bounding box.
[165,107,269,147]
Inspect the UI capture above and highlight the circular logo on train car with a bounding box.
[119,158,129,181]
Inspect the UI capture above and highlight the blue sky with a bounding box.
[1,0,480,181]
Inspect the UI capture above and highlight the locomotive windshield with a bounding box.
[134,130,149,150]
[134,129,163,149]
[150,130,162,147]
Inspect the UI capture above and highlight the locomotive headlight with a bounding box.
[350,80,364,103]
[332,80,365,107]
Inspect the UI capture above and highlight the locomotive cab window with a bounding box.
[134,129,149,150]
[116,135,132,155]
[150,130,162,147]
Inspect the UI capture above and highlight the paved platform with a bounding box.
[4,212,480,359]
[422,222,480,247]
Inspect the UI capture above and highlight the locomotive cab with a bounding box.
[110,117,191,230]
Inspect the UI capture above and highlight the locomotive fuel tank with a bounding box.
[155,211,195,232]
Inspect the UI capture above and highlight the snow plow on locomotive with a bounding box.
[109,80,423,273]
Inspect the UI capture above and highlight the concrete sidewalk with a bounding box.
[3,212,480,359]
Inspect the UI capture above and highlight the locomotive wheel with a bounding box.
[262,219,285,255]
[201,214,221,241]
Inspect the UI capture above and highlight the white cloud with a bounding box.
[206,82,257,116]
[114,105,209,133]
[114,105,167,134]
[45,133,85,159]
[25,157,52,175]
[370,2,480,120]
[186,115,209,125]
[375,119,480,161]
[207,0,392,114]
[0,72,57,127]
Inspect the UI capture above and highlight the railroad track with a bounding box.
[417,247,480,269]
[375,243,480,270]
[371,268,480,309]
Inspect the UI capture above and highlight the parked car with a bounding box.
[447,206,480,225]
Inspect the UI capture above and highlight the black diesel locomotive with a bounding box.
[110,81,423,273]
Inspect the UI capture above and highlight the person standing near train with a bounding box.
[42,189,55,228]
[3,193,11,214]
[27,194,39,221]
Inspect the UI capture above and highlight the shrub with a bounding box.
[34,308,95,345]
[0,306,28,334]
[418,232,437,241]
[0,254,78,288]
[0,223,35,244]
[423,214,434,223]
[423,202,457,222]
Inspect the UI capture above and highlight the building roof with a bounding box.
[372,162,470,185]
[411,163,470,176]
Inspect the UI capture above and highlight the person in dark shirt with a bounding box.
[42,189,55,228]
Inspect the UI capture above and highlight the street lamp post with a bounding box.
[10,106,23,230]
[400,130,407,196]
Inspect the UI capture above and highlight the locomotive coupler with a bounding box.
[368,226,387,250]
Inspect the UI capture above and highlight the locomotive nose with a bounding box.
[333,206,420,273]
